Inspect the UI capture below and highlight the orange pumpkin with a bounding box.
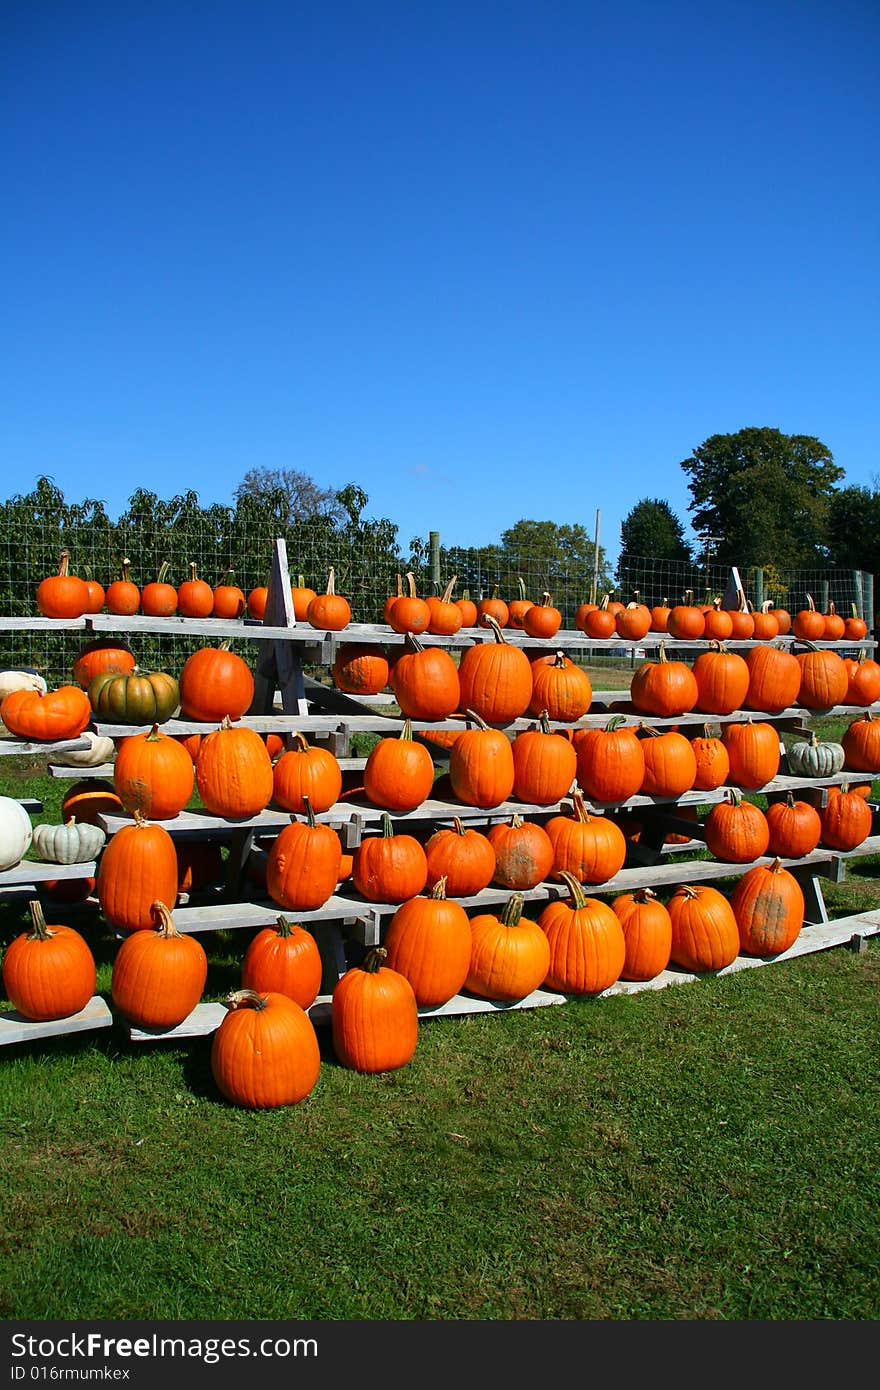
[196,717,275,819]
[331,947,419,1073]
[178,643,255,722]
[730,859,804,957]
[114,722,195,820]
[464,894,551,1002]
[210,989,321,1110]
[0,685,92,742]
[36,550,89,619]
[457,617,533,723]
[95,811,179,932]
[539,870,626,995]
[110,900,207,1029]
[2,899,96,1020]
[383,878,472,1007]
[611,887,673,982]
[241,915,323,1009]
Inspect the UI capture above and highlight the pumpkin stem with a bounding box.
[325,567,336,596]
[301,796,318,828]
[150,900,181,937]
[430,876,448,899]
[26,899,53,940]
[462,708,491,731]
[480,615,508,645]
[156,560,171,585]
[439,575,457,604]
[361,946,388,973]
[275,915,296,938]
[633,887,658,904]
[556,869,588,908]
[145,722,164,742]
[501,893,525,926]
[188,561,199,582]
[225,988,269,1012]
[57,549,71,577]
[404,572,418,598]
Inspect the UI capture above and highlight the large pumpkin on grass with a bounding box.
[210,989,321,1109]
[331,947,419,1073]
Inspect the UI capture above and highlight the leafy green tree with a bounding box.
[680,427,844,568]
[616,499,696,608]
[826,483,880,575]
[234,466,346,527]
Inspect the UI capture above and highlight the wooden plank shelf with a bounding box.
[0,858,99,888]
[0,735,93,759]
[0,995,113,1046]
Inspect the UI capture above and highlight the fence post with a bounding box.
[864,571,875,638]
[429,531,441,591]
[853,569,864,620]
[754,567,764,610]
[820,579,830,614]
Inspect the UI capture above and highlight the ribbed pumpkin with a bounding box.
[110,900,207,1029]
[506,576,533,631]
[265,800,342,911]
[176,562,214,618]
[88,669,181,725]
[730,860,804,957]
[352,813,428,904]
[424,816,496,897]
[611,887,673,982]
[195,716,274,819]
[704,788,770,863]
[690,728,730,791]
[383,878,472,1007]
[290,574,317,621]
[331,947,419,1074]
[702,599,734,641]
[666,595,706,641]
[105,557,140,616]
[35,550,89,618]
[363,719,436,812]
[539,871,626,995]
[2,899,96,1021]
[528,650,593,721]
[0,684,92,742]
[819,785,873,851]
[765,793,822,858]
[575,716,645,804]
[794,642,848,711]
[448,711,516,808]
[332,643,390,696]
[140,561,179,617]
[113,723,195,820]
[843,652,880,706]
[511,713,577,805]
[544,792,628,885]
[427,576,465,637]
[0,796,33,871]
[744,643,802,714]
[306,566,351,631]
[630,644,699,717]
[476,586,510,630]
[31,816,105,865]
[388,572,431,635]
[95,811,179,932]
[210,989,321,1109]
[792,594,825,641]
[72,639,136,690]
[178,643,255,722]
[751,601,781,642]
[523,591,562,639]
[211,568,246,619]
[464,893,552,1002]
[785,731,845,779]
[638,727,697,798]
[615,600,652,642]
[61,777,123,826]
[691,643,750,716]
[841,712,880,772]
[241,915,322,1009]
[667,883,740,972]
[272,732,342,815]
[722,718,781,789]
[457,617,533,723]
[390,634,462,721]
[487,814,555,890]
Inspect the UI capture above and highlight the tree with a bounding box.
[826,483,880,575]
[616,499,696,608]
[680,427,844,569]
[234,467,346,528]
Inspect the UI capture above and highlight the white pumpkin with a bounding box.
[50,731,116,768]
[0,796,34,871]
[31,817,106,865]
[0,670,48,701]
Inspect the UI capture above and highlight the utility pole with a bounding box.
[591,509,601,605]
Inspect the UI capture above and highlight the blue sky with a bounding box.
[2,0,878,562]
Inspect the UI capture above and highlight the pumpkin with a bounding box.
[427,576,465,637]
[725,592,755,641]
[464,893,552,1002]
[241,915,323,1009]
[611,886,673,982]
[751,601,781,642]
[196,716,275,819]
[388,572,431,635]
[110,899,208,1029]
[49,730,116,768]
[331,947,419,1073]
[794,641,849,710]
[449,710,516,809]
[363,719,436,812]
[511,712,578,805]
[247,585,269,621]
[35,550,89,618]
[476,586,510,630]
[88,669,181,725]
[178,643,254,722]
[842,711,880,772]
[575,716,645,804]
[424,816,496,897]
[43,875,96,904]
[744,643,802,714]
[0,796,33,871]
[702,599,734,642]
[105,558,140,616]
[176,562,214,618]
[704,788,770,863]
[306,566,351,631]
[457,617,533,723]
[667,883,740,972]
[765,793,822,858]
[265,799,342,911]
[210,988,321,1109]
[455,590,478,627]
[140,561,179,617]
[383,877,472,1007]
[81,569,105,614]
[506,576,533,631]
[690,728,730,791]
[666,594,706,640]
[291,574,317,621]
[843,652,880,706]
[638,727,697,798]
[792,594,825,641]
[390,634,462,721]
[769,605,792,635]
[614,600,652,642]
[844,606,869,642]
[0,669,48,703]
[539,870,626,995]
[630,643,699,718]
[722,718,781,789]
[522,591,562,639]
[730,859,804,957]
[786,731,845,779]
[95,811,179,932]
[212,568,246,620]
[114,722,195,819]
[691,643,750,715]
[649,600,671,633]
[72,640,136,690]
[332,643,390,696]
[528,651,593,721]
[544,791,628,885]
[31,816,105,865]
[487,814,555,890]
[822,602,846,641]
[61,778,123,826]
[820,785,873,851]
[272,732,342,815]
[580,594,617,639]
[1,899,96,1021]
[0,684,92,742]
[352,813,428,904]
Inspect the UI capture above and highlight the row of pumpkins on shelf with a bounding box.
[31,547,871,645]
[0,837,821,1108]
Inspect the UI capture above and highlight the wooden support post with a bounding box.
[793,869,830,927]
[223,827,255,900]
[250,538,309,718]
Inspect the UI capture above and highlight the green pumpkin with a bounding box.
[786,732,846,778]
[88,669,180,724]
